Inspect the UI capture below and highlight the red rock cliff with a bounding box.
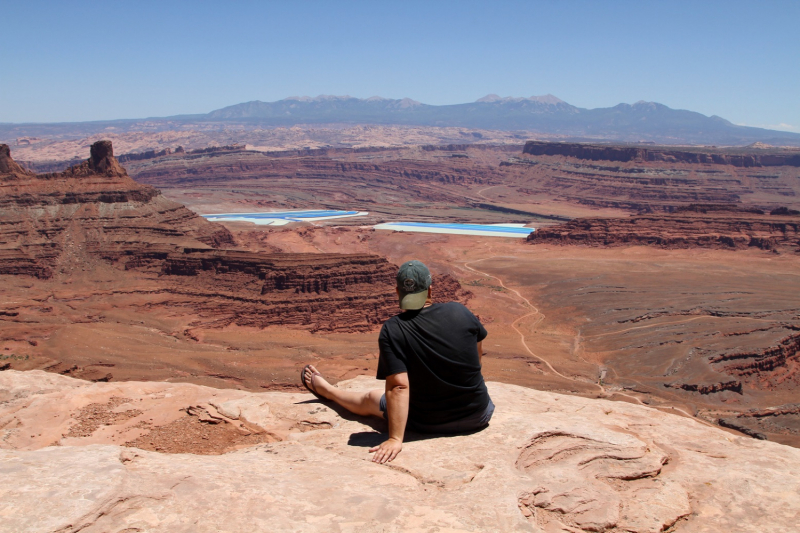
[523,141,800,167]
[527,207,800,252]
[0,141,418,332]
[0,141,235,278]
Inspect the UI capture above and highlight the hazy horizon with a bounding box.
[1,0,798,131]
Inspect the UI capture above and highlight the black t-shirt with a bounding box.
[377,302,490,425]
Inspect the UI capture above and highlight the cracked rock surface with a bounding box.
[1,370,800,532]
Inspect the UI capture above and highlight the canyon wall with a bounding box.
[130,151,494,190]
[114,143,800,217]
[0,142,411,332]
[0,141,233,279]
[527,208,800,252]
[112,247,399,332]
[523,140,800,167]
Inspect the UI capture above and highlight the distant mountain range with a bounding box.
[2,95,799,146]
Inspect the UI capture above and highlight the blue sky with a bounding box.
[1,0,798,130]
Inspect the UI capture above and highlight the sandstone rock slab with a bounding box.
[2,370,800,532]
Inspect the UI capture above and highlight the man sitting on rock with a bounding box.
[301,260,494,463]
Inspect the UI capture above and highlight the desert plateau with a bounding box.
[2,131,800,531]
[3,3,800,529]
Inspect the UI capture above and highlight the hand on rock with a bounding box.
[369,437,402,463]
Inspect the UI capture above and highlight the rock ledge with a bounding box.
[1,370,799,532]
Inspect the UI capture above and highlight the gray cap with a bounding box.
[396,260,432,310]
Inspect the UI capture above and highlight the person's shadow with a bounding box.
[296,398,488,447]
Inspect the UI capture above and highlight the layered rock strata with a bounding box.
[113,247,399,331]
[523,140,800,167]
[506,143,800,212]
[710,330,800,388]
[0,141,233,278]
[129,149,494,205]
[718,403,800,441]
[2,370,800,532]
[0,142,409,333]
[527,207,800,252]
[125,143,800,218]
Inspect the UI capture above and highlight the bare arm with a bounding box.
[369,372,409,463]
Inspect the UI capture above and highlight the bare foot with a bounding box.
[301,364,334,400]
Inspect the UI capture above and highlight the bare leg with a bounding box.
[303,365,384,418]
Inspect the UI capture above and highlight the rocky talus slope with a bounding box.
[2,370,800,532]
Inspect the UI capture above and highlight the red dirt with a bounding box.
[123,409,278,455]
[64,397,143,438]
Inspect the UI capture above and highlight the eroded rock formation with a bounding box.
[0,141,233,278]
[717,403,800,441]
[502,143,800,213]
[0,144,32,176]
[523,140,800,167]
[98,142,800,218]
[128,149,494,207]
[115,247,399,331]
[710,330,800,388]
[527,207,800,252]
[665,380,743,395]
[2,370,800,532]
[0,142,415,333]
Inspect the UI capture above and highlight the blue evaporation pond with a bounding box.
[204,210,358,220]
[389,222,534,234]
